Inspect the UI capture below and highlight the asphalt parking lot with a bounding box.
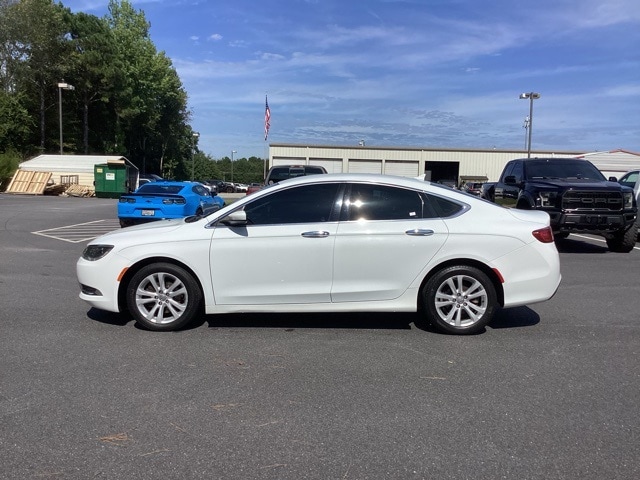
[1,194,639,480]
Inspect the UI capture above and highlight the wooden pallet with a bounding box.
[6,170,52,194]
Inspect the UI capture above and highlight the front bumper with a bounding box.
[549,210,636,233]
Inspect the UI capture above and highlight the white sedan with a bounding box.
[77,174,561,335]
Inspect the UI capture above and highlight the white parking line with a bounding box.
[570,233,640,250]
[32,219,121,243]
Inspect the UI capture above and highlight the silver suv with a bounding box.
[618,170,640,239]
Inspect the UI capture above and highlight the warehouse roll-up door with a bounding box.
[348,159,382,174]
[309,158,343,173]
[384,160,419,177]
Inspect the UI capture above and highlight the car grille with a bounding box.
[561,191,623,211]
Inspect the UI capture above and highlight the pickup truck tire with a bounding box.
[606,224,638,253]
[421,265,497,335]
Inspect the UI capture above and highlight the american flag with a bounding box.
[264,95,271,141]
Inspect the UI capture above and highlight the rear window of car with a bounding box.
[137,184,183,194]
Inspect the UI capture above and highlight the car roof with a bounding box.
[138,181,196,189]
[265,173,449,192]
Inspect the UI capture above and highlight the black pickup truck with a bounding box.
[483,157,637,252]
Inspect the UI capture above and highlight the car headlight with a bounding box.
[623,191,634,209]
[82,244,114,261]
[538,191,557,207]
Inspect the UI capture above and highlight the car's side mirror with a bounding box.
[504,175,516,185]
[609,176,618,182]
[220,210,247,226]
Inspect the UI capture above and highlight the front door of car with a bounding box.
[331,184,448,302]
[209,183,341,305]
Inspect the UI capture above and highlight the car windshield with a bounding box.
[526,160,605,180]
[138,184,183,194]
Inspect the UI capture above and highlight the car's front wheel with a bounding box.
[126,263,202,331]
[422,265,497,335]
[606,223,638,253]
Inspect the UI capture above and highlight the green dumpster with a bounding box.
[94,162,134,198]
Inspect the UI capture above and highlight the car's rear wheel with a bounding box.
[422,265,497,335]
[126,263,202,331]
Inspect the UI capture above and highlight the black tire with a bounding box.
[126,263,202,331]
[606,224,638,253]
[421,265,497,335]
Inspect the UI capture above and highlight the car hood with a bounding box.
[528,179,628,191]
[91,218,186,244]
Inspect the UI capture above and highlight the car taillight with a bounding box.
[532,227,554,243]
[162,197,187,205]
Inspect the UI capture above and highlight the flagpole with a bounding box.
[264,93,270,180]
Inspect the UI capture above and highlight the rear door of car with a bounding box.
[210,183,341,305]
[331,183,448,302]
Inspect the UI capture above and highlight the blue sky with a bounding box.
[64,0,640,159]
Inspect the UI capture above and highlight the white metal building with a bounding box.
[17,154,138,187]
[577,149,640,179]
[269,144,589,184]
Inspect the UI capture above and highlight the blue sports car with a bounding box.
[118,181,225,227]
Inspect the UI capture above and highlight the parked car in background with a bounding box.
[79,174,561,335]
[204,179,235,194]
[138,173,163,186]
[483,158,637,252]
[617,169,640,202]
[265,165,328,184]
[117,181,224,227]
[480,182,496,201]
[246,165,328,195]
[617,169,640,239]
[462,182,484,196]
[436,179,457,189]
[246,183,264,195]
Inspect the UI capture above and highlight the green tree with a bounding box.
[105,0,190,172]
[68,11,119,154]
[8,0,74,150]
[0,90,33,152]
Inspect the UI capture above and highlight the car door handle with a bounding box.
[301,231,331,238]
[405,229,435,236]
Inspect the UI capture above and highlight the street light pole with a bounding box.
[191,132,199,181]
[522,116,530,150]
[57,81,75,155]
[231,150,237,183]
[519,92,540,158]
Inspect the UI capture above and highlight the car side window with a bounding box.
[244,183,340,225]
[193,185,210,196]
[425,193,464,218]
[343,184,423,221]
[510,161,523,182]
[501,161,515,181]
[619,172,638,189]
